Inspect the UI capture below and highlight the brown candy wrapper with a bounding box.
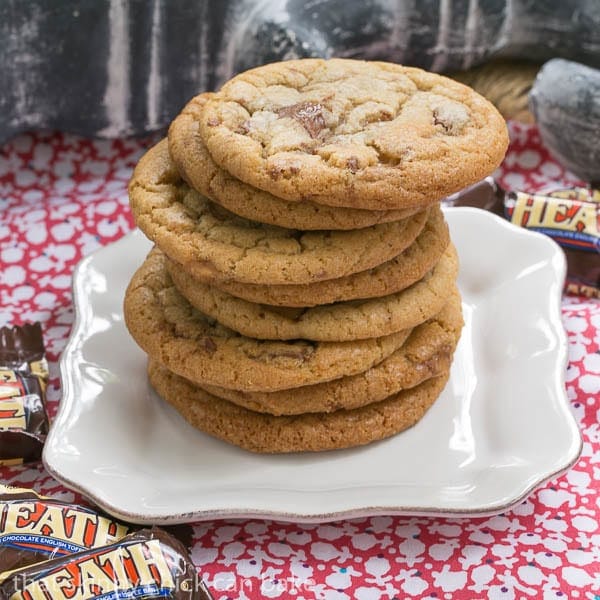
[0,485,130,575]
[446,178,600,298]
[0,324,49,465]
[0,527,213,600]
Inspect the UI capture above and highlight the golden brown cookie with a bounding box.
[149,360,450,453]
[166,203,449,307]
[168,93,421,230]
[201,290,463,415]
[129,139,429,285]
[169,244,458,341]
[198,58,508,210]
[124,249,412,392]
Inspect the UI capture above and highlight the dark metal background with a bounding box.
[1,0,598,143]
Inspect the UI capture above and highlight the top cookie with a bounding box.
[198,58,509,210]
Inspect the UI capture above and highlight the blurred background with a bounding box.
[1,0,599,145]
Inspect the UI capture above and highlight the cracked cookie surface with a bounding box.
[167,204,449,307]
[148,361,450,453]
[124,248,412,392]
[200,290,462,415]
[129,139,428,284]
[169,93,421,230]
[198,58,508,210]
[169,244,458,341]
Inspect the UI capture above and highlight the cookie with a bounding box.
[167,204,449,307]
[129,139,429,285]
[168,93,420,230]
[148,360,450,453]
[201,289,463,415]
[169,243,458,341]
[124,248,413,392]
[198,58,508,210]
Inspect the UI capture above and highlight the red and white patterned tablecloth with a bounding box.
[0,123,599,599]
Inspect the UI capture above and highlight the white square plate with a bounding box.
[44,207,582,524]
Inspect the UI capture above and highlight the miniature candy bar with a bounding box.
[446,178,600,298]
[0,486,130,574]
[504,187,600,253]
[0,324,49,466]
[0,528,213,600]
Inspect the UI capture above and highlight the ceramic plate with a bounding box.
[44,208,582,524]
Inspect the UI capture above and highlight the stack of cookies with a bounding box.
[124,59,508,453]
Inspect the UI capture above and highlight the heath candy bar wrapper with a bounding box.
[0,324,49,465]
[0,528,213,600]
[447,179,600,298]
[0,485,130,576]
